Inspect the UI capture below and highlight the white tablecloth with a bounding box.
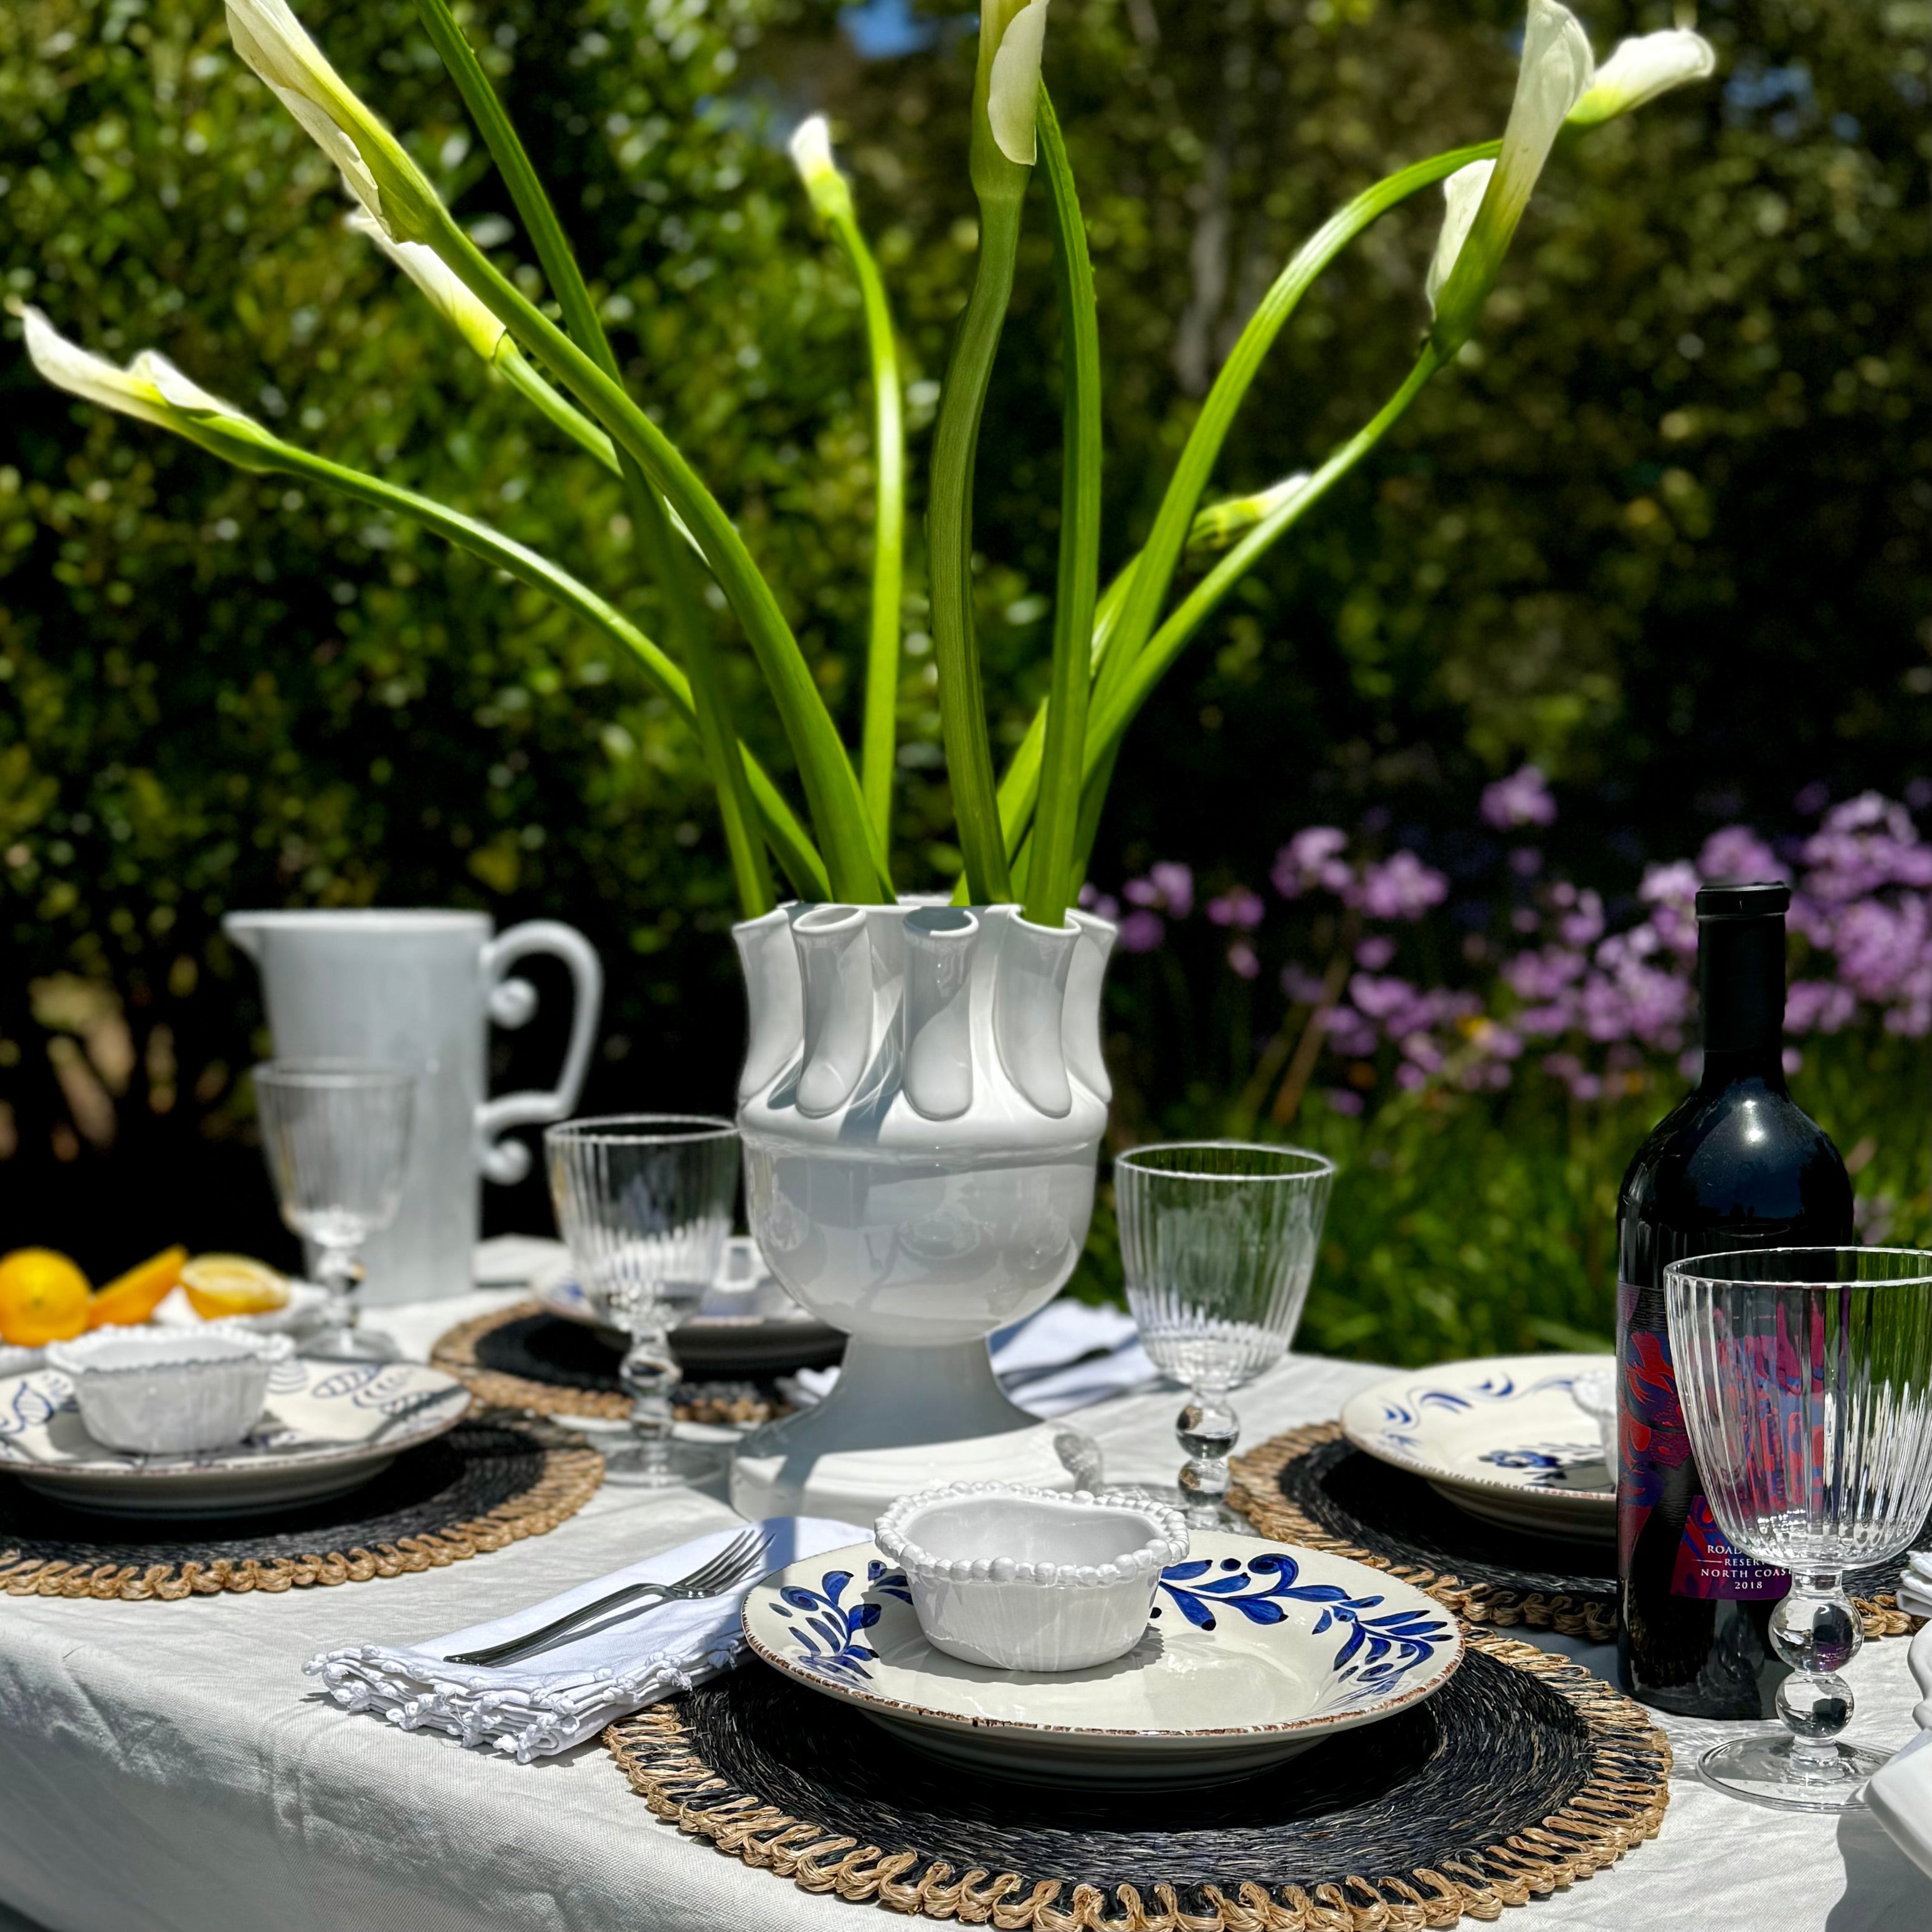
[0,1290,1924,1931]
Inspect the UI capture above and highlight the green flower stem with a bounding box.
[1021,87,1101,932]
[411,0,883,905]
[495,340,621,470]
[927,154,1030,903]
[1072,348,1444,890]
[952,557,1138,908]
[494,343,717,573]
[817,201,906,860]
[411,0,779,915]
[1090,141,1499,721]
[256,435,829,897]
[498,345,765,929]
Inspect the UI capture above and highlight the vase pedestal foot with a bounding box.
[727,1335,1102,1522]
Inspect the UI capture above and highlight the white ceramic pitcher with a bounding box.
[224,910,602,1304]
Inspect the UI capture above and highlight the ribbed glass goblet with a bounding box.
[254,1059,415,1362]
[1115,1142,1335,1528]
[1666,1245,1932,1811]
[547,1115,738,1489]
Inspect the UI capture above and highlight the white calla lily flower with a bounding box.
[1425,159,1496,316]
[225,0,440,244]
[1429,0,1594,354]
[1568,29,1717,125]
[20,306,280,466]
[788,115,855,223]
[348,208,507,361]
[980,0,1052,167]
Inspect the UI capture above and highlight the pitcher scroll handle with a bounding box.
[474,921,604,1184]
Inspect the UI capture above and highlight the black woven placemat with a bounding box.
[0,1412,601,1602]
[1232,1421,1929,1643]
[606,1629,1670,1929]
[432,1301,822,1427]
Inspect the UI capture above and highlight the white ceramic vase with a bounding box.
[729,900,1116,1520]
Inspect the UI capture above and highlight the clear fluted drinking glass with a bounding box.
[1666,1246,1932,1811]
[1115,1143,1336,1528]
[253,1060,416,1362]
[546,1115,739,1489]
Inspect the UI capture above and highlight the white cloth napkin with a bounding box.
[1896,1549,1932,1621]
[305,1516,862,1761]
[785,1298,1159,1419]
[1866,1590,1932,1881]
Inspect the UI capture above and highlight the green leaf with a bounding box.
[1022,87,1100,931]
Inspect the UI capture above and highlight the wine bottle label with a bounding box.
[1616,1280,1790,1604]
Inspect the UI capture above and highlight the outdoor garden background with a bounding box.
[1,0,1926,1364]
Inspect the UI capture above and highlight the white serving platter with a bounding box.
[1340,1352,1616,1541]
[741,1530,1460,1787]
[0,1358,471,1516]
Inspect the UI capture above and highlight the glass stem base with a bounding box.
[303,1323,402,1363]
[1698,1735,1889,1812]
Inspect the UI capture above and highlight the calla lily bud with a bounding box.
[788,115,855,224]
[1567,29,1717,125]
[1425,159,1496,316]
[19,305,283,471]
[347,208,507,361]
[1187,472,1311,555]
[1429,0,1594,358]
[225,0,442,245]
[978,0,1051,167]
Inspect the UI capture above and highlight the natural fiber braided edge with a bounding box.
[603,1628,1672,1930]
[431,1301,783,1427]
[0,1417,602,1604]
[1229,1421,1923,1643]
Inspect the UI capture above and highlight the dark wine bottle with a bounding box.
[1616,879,1853,1717]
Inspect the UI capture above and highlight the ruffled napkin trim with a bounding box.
[305,1637,743,1762]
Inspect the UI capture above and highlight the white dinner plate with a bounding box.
[0,1358,471,1516]
[1340,1353,1616,1541]
[741,1531,1461,1787]
[536,1239,844,1375]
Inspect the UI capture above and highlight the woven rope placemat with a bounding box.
[0,1412,600,1602]
[1231,1421,1927,1644]
[605,1627,1669,1930]
[432,1301,790,1427]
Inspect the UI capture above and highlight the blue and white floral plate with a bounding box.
[741,1531,1460,1787]
[0,1359,470,1516]
[1340,1353,1616,1541]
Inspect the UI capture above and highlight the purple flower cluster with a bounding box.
[1089,779,1930,1110]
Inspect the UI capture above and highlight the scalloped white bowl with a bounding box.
[875,1482,1189,1672]
[44,1324,294,1455]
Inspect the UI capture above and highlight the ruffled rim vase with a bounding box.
[728,899,1116,1521]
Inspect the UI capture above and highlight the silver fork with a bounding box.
[444,1525,773,1669]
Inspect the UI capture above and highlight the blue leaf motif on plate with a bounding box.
[1378,1370,1581,1430]
[770,1558,911,1682]
[1156,1553,1452,1705]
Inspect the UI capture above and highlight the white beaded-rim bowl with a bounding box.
[1569,1368,1617,1469]
[44,1323,294,1455]
[875,1481,1189,1673]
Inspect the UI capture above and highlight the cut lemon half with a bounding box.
[181,1254,290,1319]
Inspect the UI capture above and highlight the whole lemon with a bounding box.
[0,1249,92,1347]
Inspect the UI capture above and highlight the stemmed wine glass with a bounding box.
[1666,1245,1932,1811]
[253,1059,415,1362]
[546,1115,739,1489]
[1115,1142,1336,1528]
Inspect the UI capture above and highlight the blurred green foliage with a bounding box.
[1,0,1926,1324]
